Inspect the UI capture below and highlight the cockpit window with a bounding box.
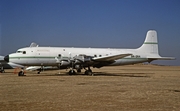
[17,51,22,53]
[16,51,26,54]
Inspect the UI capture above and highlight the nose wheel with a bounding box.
[18,71,25,76]
[18,68,26,76]
[0,68,5,73]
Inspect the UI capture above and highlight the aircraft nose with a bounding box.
[4,55,9,62]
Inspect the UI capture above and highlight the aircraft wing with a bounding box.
[92,54,132,62]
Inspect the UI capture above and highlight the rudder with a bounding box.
[138,30,159,55]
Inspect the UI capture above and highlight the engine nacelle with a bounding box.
[60,61,70,66]
[74,60,81,64]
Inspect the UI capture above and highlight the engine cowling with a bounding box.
[60,61,70,66]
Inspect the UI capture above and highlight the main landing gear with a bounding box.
[68,69,76,75]
[37,68,42,74]
[84,67,93,75]
[68,67,93,76]
[37,66,44,74]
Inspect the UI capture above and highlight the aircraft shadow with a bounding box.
[26,72,154,78]
[92,72,153,77]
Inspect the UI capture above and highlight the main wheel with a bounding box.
[77,69,81,73]
[84,70,92,75]
[69,70,76,75]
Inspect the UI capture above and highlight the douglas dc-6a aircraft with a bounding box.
[4,30,175,75]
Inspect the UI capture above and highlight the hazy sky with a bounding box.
[0,0,180,65]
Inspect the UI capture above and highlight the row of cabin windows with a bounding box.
[16,52,104,57]
[58,54,102,57]
[94,55,102,57]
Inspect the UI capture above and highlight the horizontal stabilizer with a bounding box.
[147,56,175,60]
[92,54,132,62]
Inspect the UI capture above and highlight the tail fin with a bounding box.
[138,30,159,54]
[138,30,175,60]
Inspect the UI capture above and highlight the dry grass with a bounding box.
[0,65,180,111]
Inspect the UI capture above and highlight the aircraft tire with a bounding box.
[84,70,92,75]
[77,69,81,73]
[69,70,76,75]
[0,70,5,73]
[18,71,24,76]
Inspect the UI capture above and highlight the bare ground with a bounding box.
[0,65,180,111]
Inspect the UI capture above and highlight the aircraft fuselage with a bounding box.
[6,47,148,67]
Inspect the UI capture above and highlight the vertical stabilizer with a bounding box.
[138,30,159,55]
[138,30,175,60]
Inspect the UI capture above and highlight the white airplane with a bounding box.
[4,30,175,75]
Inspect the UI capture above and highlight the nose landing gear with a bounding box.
[18,68,26,76]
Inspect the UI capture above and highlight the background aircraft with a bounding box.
[4,30,174,76]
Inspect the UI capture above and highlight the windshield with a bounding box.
[16,51,26,54]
